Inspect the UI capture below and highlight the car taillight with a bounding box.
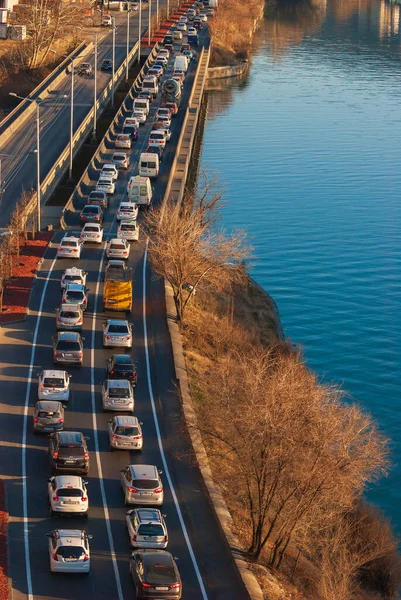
[171,582,181,589]
[81,496,87,502]
[132,534,137,542]
[142,582,153,589]
[53,352,59,357]
[83,554,89,562]
[127,487,138,493]
[154,487,163,494]
[132,435,142,440]
[52,552,59,562]
[110,370,114,376]
[164,535,168,543]
[52,495,59,501]
[53,452,58,459]
[57,316,62,322]
[33,417,39,423]
[57,418,64,424]
[77,318,83,324]
[72,249,78,252]
[84,451,89,460]
[105,335,112,340]
[78,353,83,359]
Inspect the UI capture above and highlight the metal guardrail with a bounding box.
[61,42,160,228]
[161,45,210,214]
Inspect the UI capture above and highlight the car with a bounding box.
[117,220,139,242]
[148,130,167,148]
[162,101,179,117]
[155,54,168,66]
[205,7,215,16]
[145,145,164,162]
[108,415,143,450]
[101,163,119,181]
[193,16,202,28]
[33,400,65,434]
[130,550,181,598]
[121,464,163,506]
[61,267,87,291]
[80,204,103,224]
[158,48,170,58]
[187,7,196,16]
[187,26,197,35]
[124,116,139,128]
[137,89,154,103]
[180,43,190,52]
[48,431,89,475]
[47,530,92,574]
[173,30,183,40]
[176,21,187,31]
[57,236,82,259]
[107,354,137,384]
[102,14,112,26]
[101,58,113,70]
[53,331,84,367]
[152,121,171,141]
[80,223,103,244]
[155,113,171,128]
[62,283,88,311]
[115,134,132,149]
[126,508,167,549]
[148,67,162,79]
[153,62,166,75]
[117,202,138,222]
[182,49,194,62]
[87,190,108,210]
[56,303,84,331]
[96,175,115,195]
[156,106,172,118]
[164,43,174,54]
[77,62,92,77]
[163,34,173,44]
[38,370,70,402]
[48,475,88,517]
[122,124,138,141]
[104,259,129,279]
[179,15,188,23]
[132,108,147,124]
[112,152,129,170]
[102,379,135,412]
[106,238,130,260]
[103,319,132,348]
[199,12,208,21]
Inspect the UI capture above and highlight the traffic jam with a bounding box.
[32,3,213,597]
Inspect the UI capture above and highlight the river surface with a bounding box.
[199,0,401,530]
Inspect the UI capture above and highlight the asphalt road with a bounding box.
[0,6,152,228]
[0,28,249,600]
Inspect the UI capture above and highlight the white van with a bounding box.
[127,176,152,207]
[133,98,150,116]
[139,152,159,178]
[174,55,188,73]
[141,75,158,98]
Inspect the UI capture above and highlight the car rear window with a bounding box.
[56,341,81,351]
[60,310,79,319]
[83,207,98,214]
[66,291,84,299]
[38,411,60,418]
[121,224,136,231]
[109,387,130,398]
[44,377,64,387]
[114,363,134,371]
[115,426,139,436]
[111,243,126,250]
[57,546,85,559]
[58,447,84,457]
[58,489,82,497]
[84,225,99,231]
[89,192,103,199]
[150,133,164,140]
[62,240,76,247]
[145,564,175,582]
[133,479,159,490]
[138,523,164,536]
[108,324,129,333]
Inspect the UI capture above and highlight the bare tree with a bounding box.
[144,197,250,320]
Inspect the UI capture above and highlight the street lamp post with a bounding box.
[138,0,142,64]
[8,94,41,231]
[126,8,131,82]
[148,0,152,45]
[93,33,98,139]
[112,16,116,107]
[156,0,159,30]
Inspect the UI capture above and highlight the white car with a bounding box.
[199,12,208,21]
[117,202,138,221]
[48,475,88,516]
[115,134,131,149]
[155,114,171,128]
[61,267,87,291]
[38,370,70,402]
[80,223,103,244]
[57,236,82,259]
[101,164,118,181]
[108,415,143,450]
[112,152,129,170]
[47,529,92,573]
[148,130,167,148]
[126,508,168,548]
[102,379,135,412]
[103,319,132,348]
[155,55,168,66]
[106,238,130,260]
[179,15,188,23]
[176,21,187,31]
[117,220,139,242]
[152,124,171,141]
[96,176,115,195]
[124,117,139,129]
[187,27,197,35]
[132,108,147,125]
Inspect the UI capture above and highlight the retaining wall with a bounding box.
[207,61,248,79]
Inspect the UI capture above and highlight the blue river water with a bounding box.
[199,0,401,530]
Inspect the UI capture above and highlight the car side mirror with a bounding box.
[158,470,163,475]
[139,421,143,425]
[82,337,85,341]
[68,374,72,379]
[88,535,93,540]
[46,533,52,537]
[84,436,90,441]
[47,478,53,483]
[83,481,89,485]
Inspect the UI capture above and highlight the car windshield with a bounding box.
[38,411,60,418]
[109,387,130,398]
[138,524,164,536]
[43,378,65,387]
[115,426,138,436]
[66,291,84,301]
[56,341,81,351]
[58,447,84,457]
[133,479,159,490]
[57,489,82,497]
[145,564,175,583]
[60,310,79,319]
[108,324,129,334]
[62,240,76,247]
[57,546,85,559]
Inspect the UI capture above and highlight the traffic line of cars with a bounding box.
[29,13,207,595]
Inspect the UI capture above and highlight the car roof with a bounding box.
[107,319,128,326]
[137,549,174,566]
[55,530,86,544]
[57,331,81,341]
[119,220,138,226]
[63,267,84,276]
[60,303,81,312]
[102,163,116,168]
[36,400,63,411]
[57,431,83,445]
[113,354,133,363]
[129,464,158,479]
[114,415,139,426]
[118,203,136,208]
[83,223,101,228]
[54,475,83,488]
[109,237,127,243]
[61,236,79,242]
[82,204,101,210]
[113,152,126,156]
[41,369,66,378]
[135,508,162,522]
[107,259,125,266]
[107,379,131,388]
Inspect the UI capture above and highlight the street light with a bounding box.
[156,0,159,30]
[126,8,131,82]
[138,0,142,64]
[148,0,152,45]
[9,93,41,231]
[112,16,116,107]
[93,33,98,139]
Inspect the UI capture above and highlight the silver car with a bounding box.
[38,370,70,402]
[48,475,88,516]
[117,220,139,242]
[47,530,92,574]
[125,508,168,548]
[106,238,130,259]
[56,303,84,331]
[53,332,84,366]
[103,319,132,348]
[60,268,87,291]
[102,379,134,412]
[61,284,88,311]
[112,152,129,170]
[33,401,65,433]
[120,464,164,506]
[80,223,103,244]
[108,415,143,450]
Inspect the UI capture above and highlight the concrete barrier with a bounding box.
[207,61,248,79]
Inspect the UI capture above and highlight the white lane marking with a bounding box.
[22,256,58,600]
[90,215,124,600]
[142,239,208,600]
